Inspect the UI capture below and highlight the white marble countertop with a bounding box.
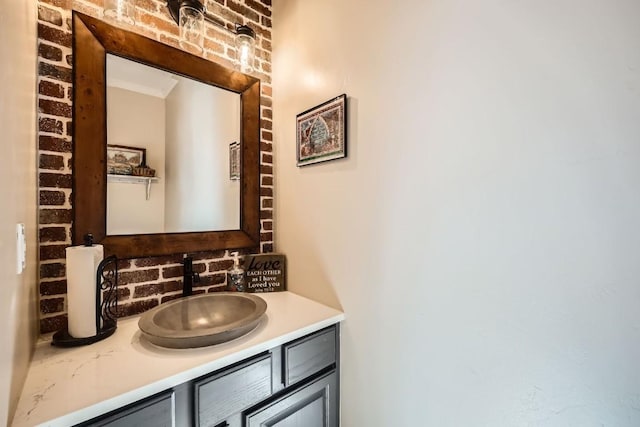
[12,292,344,427]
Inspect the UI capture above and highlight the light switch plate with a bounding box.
[16,223,26,274]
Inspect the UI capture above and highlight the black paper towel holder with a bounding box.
[52,253,119,347]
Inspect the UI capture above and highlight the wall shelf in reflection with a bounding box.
[107,174,160,200]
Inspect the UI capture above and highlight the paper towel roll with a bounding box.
[66,244,104,338]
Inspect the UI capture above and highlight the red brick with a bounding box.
[261,176,273,186]
[261,38,271,51]
[261,119,272,130]
[138,11,179,35]
[39,117,64,134]
[197,273,226,287]
[261,130,273,141]
[40,297,65,314]
[39,80,65,98]
[38,23,71,48]
[39,172,72,188]
[40,226,67,242]
[133,283,165,298]
[40,314,67,334]
[208,260,233,272]
[39,98,72,118]
[191,250,226,261]
[40,0,71,8]
[39,190,66,206]
[162,262,206,279]
[260,209,273,219]
[39,135,71,152]
[40,244,67,261]
[246,0,271,16]
[40,280,67,295]
[253,25,271,41]
[262,221,273,231]
[136,0,158,12]
[227,0,260,23]
[119,269,160,285]
[204,39,225,54]
[40,209,72,224]
[262,153,273,164]
[260,232,273,241]
[260,187,273,197]
[117,259,132,270]
[40,262,65,278]
[38,5,63,26]
[118,287,131,301]
[262,108,272,119]
[117,299,159,318]
[261,243,273,252]
[39,154,65,170]
[161,293,182,304]
[262,198,273,208]
[260,164,273,175]
[38,43,63,61]
[135,254,183,267]
[261,16,271,28]
[260,142,272,153]
[207,284,227,293]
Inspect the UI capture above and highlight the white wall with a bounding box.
[107,87,166,235]
[165,77,240,232]
[273,1,640,425]
[0,0,38,424]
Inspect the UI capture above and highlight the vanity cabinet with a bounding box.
[79,391,174,427]
[78,325,339,427]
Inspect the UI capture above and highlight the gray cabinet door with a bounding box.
[195,353,273,427]
[283,327,336,387]
[244,371,338,427]
[82,391,174,427]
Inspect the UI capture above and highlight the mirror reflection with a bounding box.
[106,54,241,235]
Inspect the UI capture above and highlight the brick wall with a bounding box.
[37,0,273,334]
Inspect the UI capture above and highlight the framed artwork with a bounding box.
[106,144,146,175]
[296,94,347,166]
[229,141,240,180]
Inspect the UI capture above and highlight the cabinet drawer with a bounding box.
[283,326,336,387]
[244,370,338,427]
[81,391,174,427]
[195,353,272,427]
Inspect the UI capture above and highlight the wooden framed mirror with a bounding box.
[72,12,261,258]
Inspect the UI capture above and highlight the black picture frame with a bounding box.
[296,94,347,166]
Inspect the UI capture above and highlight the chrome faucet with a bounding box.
[182,255,200,297]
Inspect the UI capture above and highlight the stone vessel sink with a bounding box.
[138,293,267,349]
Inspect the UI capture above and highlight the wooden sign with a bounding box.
[243,254,286,293]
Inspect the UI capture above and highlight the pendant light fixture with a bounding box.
[177,0,205,52]
[234,24,256,73]
[166,0,257,72]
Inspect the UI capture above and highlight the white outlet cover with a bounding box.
[16,223,26,274]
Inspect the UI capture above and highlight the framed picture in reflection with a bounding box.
[230,141,240,180]
[106,144,146,175]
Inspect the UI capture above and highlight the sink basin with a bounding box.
[138,293,267,349]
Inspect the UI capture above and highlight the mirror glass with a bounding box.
[106,54,241,235]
